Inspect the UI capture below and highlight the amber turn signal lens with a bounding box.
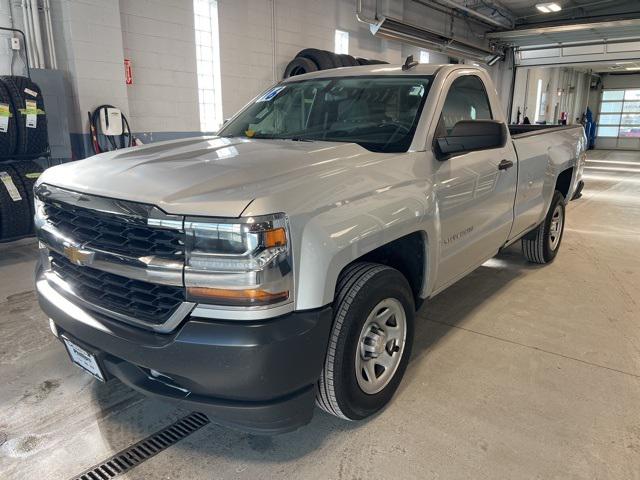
[187,287,289,306]
[264,227,286,248]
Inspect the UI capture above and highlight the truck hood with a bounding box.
[39,136,383,217]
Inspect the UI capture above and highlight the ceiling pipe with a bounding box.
[424,0,514,29]
[356,0,501,62]
[355,0,378,25]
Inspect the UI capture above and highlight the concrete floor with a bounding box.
[1,150,639,479]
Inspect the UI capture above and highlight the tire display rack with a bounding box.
[1,28,49,243]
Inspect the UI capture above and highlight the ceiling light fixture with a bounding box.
[625,67,640,71]
[536,2,562,13]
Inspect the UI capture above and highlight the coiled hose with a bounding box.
[88,104,133,154]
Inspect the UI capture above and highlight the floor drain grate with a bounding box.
[70,411,210,480]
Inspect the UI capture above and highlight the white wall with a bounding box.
[50,0,130,135]
[120,0,200,134]
[217,0,485,116]
[16,0,502,156]
[511,65,591,125]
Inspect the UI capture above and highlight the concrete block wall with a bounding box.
[47,0,130,157]
[120,0,200,140]
[46,0,201,157]
[15,0,501,158]
[217,0,457,116]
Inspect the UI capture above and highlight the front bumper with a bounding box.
[37,269,333,434]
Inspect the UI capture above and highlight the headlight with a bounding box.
[34,196,47,230]
[184,213,293,307]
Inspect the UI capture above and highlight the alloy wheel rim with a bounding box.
[355,298,407,395]
[549,204,564,251]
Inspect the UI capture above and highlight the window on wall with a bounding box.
[194,0,223,132]
[419,50,430,64]
[534,78,543,123]
[597,89,640,138]
[334,30,349,54]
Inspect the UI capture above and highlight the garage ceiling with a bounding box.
[490,0,640,25]
[486,18,640,46]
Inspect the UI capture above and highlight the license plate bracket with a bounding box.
[62,336,106,382]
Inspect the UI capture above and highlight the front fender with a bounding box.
[293,185,438,309]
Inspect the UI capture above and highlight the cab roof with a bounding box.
[281,64,485,82]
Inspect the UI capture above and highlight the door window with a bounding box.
[438,75,493,134]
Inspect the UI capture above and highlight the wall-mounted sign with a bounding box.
[124,58,133,85]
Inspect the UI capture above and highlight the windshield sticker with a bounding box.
[257,86,286,102]
[245,129,256,137]
[409,85,425,96]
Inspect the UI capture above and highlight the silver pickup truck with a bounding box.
[34,64,585,433]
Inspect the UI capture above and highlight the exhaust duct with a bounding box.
[368,16,496,62]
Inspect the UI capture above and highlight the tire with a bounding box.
[337,54,358,67]
[0,76,48,158]
[283,57,318,78]
[295,48,339,70]
[355,57,370,65]
[0,81,17,158]
[366,59,389,65]
[11,160,43,232]
[0,164,32,240]
[316,262,415,420]
[522,190,566,264]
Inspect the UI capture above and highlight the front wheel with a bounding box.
[522,190,566,264]
[316,263,414,420]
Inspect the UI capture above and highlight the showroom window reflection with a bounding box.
[194,0,223,132]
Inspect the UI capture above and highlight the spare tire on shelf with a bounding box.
[0,81,17,159]
[283,57,319,78]
[0,163,32,240]
[0,76,48,158]
[365,59,389,64]
[295,48,340,70]
[355,57,370,65]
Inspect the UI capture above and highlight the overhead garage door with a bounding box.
[596,89,640,150]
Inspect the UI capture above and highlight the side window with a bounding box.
[438,75,493,135]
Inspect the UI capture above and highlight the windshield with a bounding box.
[218,76,433,153]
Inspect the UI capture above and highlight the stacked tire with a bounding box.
[0,76,48,158]
[283,48,388,78]
[0,76,48,242]
[0,161,43,241]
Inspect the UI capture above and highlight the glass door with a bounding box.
[596,89,640,149]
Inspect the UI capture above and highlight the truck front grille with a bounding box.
[43,200,184,260]
[50,252,185,325]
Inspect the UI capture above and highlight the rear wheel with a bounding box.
[316,262,414,420]
[522,190,566,264]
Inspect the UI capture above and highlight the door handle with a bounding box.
[498,159,514,170]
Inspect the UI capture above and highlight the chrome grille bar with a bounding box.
[35,183,192,332]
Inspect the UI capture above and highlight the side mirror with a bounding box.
[434,120,507,161]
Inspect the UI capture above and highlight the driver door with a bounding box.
[432,74,517,291]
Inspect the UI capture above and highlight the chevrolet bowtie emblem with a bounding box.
[63,246,95,266]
